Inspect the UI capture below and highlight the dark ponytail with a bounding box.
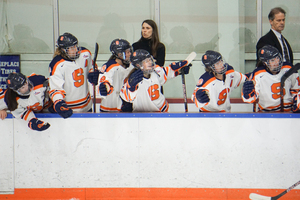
[5,88,18,111]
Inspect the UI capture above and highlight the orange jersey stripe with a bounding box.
[106,63,119,72]
[100,105,121,111]
[51,59,64,76]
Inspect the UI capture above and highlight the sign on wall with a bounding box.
[0,55,20,89]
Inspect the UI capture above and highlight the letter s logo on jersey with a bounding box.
[100,65,106,73]
[197,78,203,86]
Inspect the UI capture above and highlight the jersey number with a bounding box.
[72,68,84,88]
[27,102,43,111]
[148,84,160,101]
[217,88,229,105]
[271,82,285,99]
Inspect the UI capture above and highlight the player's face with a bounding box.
[142,22,153,39]
[124,48,132,62]
[213,60,225,74]
[141,57,155,74]
[267,56,281,73]
[270,12,285,33]
[66,45,79,59]
[17,80,33,96]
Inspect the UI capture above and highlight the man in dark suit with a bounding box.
[256,7,293,65]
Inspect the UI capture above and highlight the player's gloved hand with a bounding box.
[170,60,188,71]
[196,89,210,103]
[128,69,144,92]
[292,95,300,113]
[54,99,73,119]
[99,82,113,96]
[180,64,192,75]
[88,70,99,85]
[28,118,50,131]
[243,80,255,99]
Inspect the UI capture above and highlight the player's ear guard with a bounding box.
[54,99,73,119]
[28,118,50,131]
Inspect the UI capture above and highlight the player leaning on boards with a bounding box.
[0,88,8,120]
[120,49,191,112]
[49,32,93,118]
[88,39,134,112]
[242,45,300,112]
[191,50,246,112]
[3,72,51,131]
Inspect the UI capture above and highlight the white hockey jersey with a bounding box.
[49,47,92,112]
[5,74,51,122]
[98,60,134,112]
[120,64,180,112]
[242,65,300,112]
[0,88,7,110]
[192,65,246,112]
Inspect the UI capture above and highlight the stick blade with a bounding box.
[185,52,197,64]
[249,193,272,200]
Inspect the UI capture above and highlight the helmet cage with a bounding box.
[259,45,283,73]
[63,45,81,60]
[265,55,283,73]
[210,60,228,75]
[131,49,155,75]
[110,39,133,64]
[140,56,155,75]
[57,33,81,60]
[15,79,33,96]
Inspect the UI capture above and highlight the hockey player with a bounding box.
[191,50,246,112]
[49,32,93,118]
[120,49,190,112]
[4,72,51,131]
[0,88,8,120]
[88,39,133,112]
[242,45,300,112]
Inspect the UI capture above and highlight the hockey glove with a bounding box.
[99,82,113,96]
[196,89,210,103]
[170,60,188,76]
[88,70,99,85]
[292,95,300,113]
[128,69,144,92]
[170,60,188,70]
[180,64,192,75]
[28,118,50,131]
[242,80,255,99]
[54,99,73,119]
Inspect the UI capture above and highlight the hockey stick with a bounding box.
[93,43,99,113]
[180,52,197,112]
[249,180,300,200]
[280,63,300,112]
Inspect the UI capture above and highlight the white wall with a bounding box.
[1,113,300,192]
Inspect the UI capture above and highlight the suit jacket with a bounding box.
[256,30,293,64]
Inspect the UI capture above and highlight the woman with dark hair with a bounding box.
[132,19,166,67]
[4,72,51,131]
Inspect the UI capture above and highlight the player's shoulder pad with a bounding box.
[100,60,119,73]
[80,47,91,55]
[225,64,235,74]
[49,55,65,68]
[252,66,267,77]
[28,74,48,87]
[196,72,214,87]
